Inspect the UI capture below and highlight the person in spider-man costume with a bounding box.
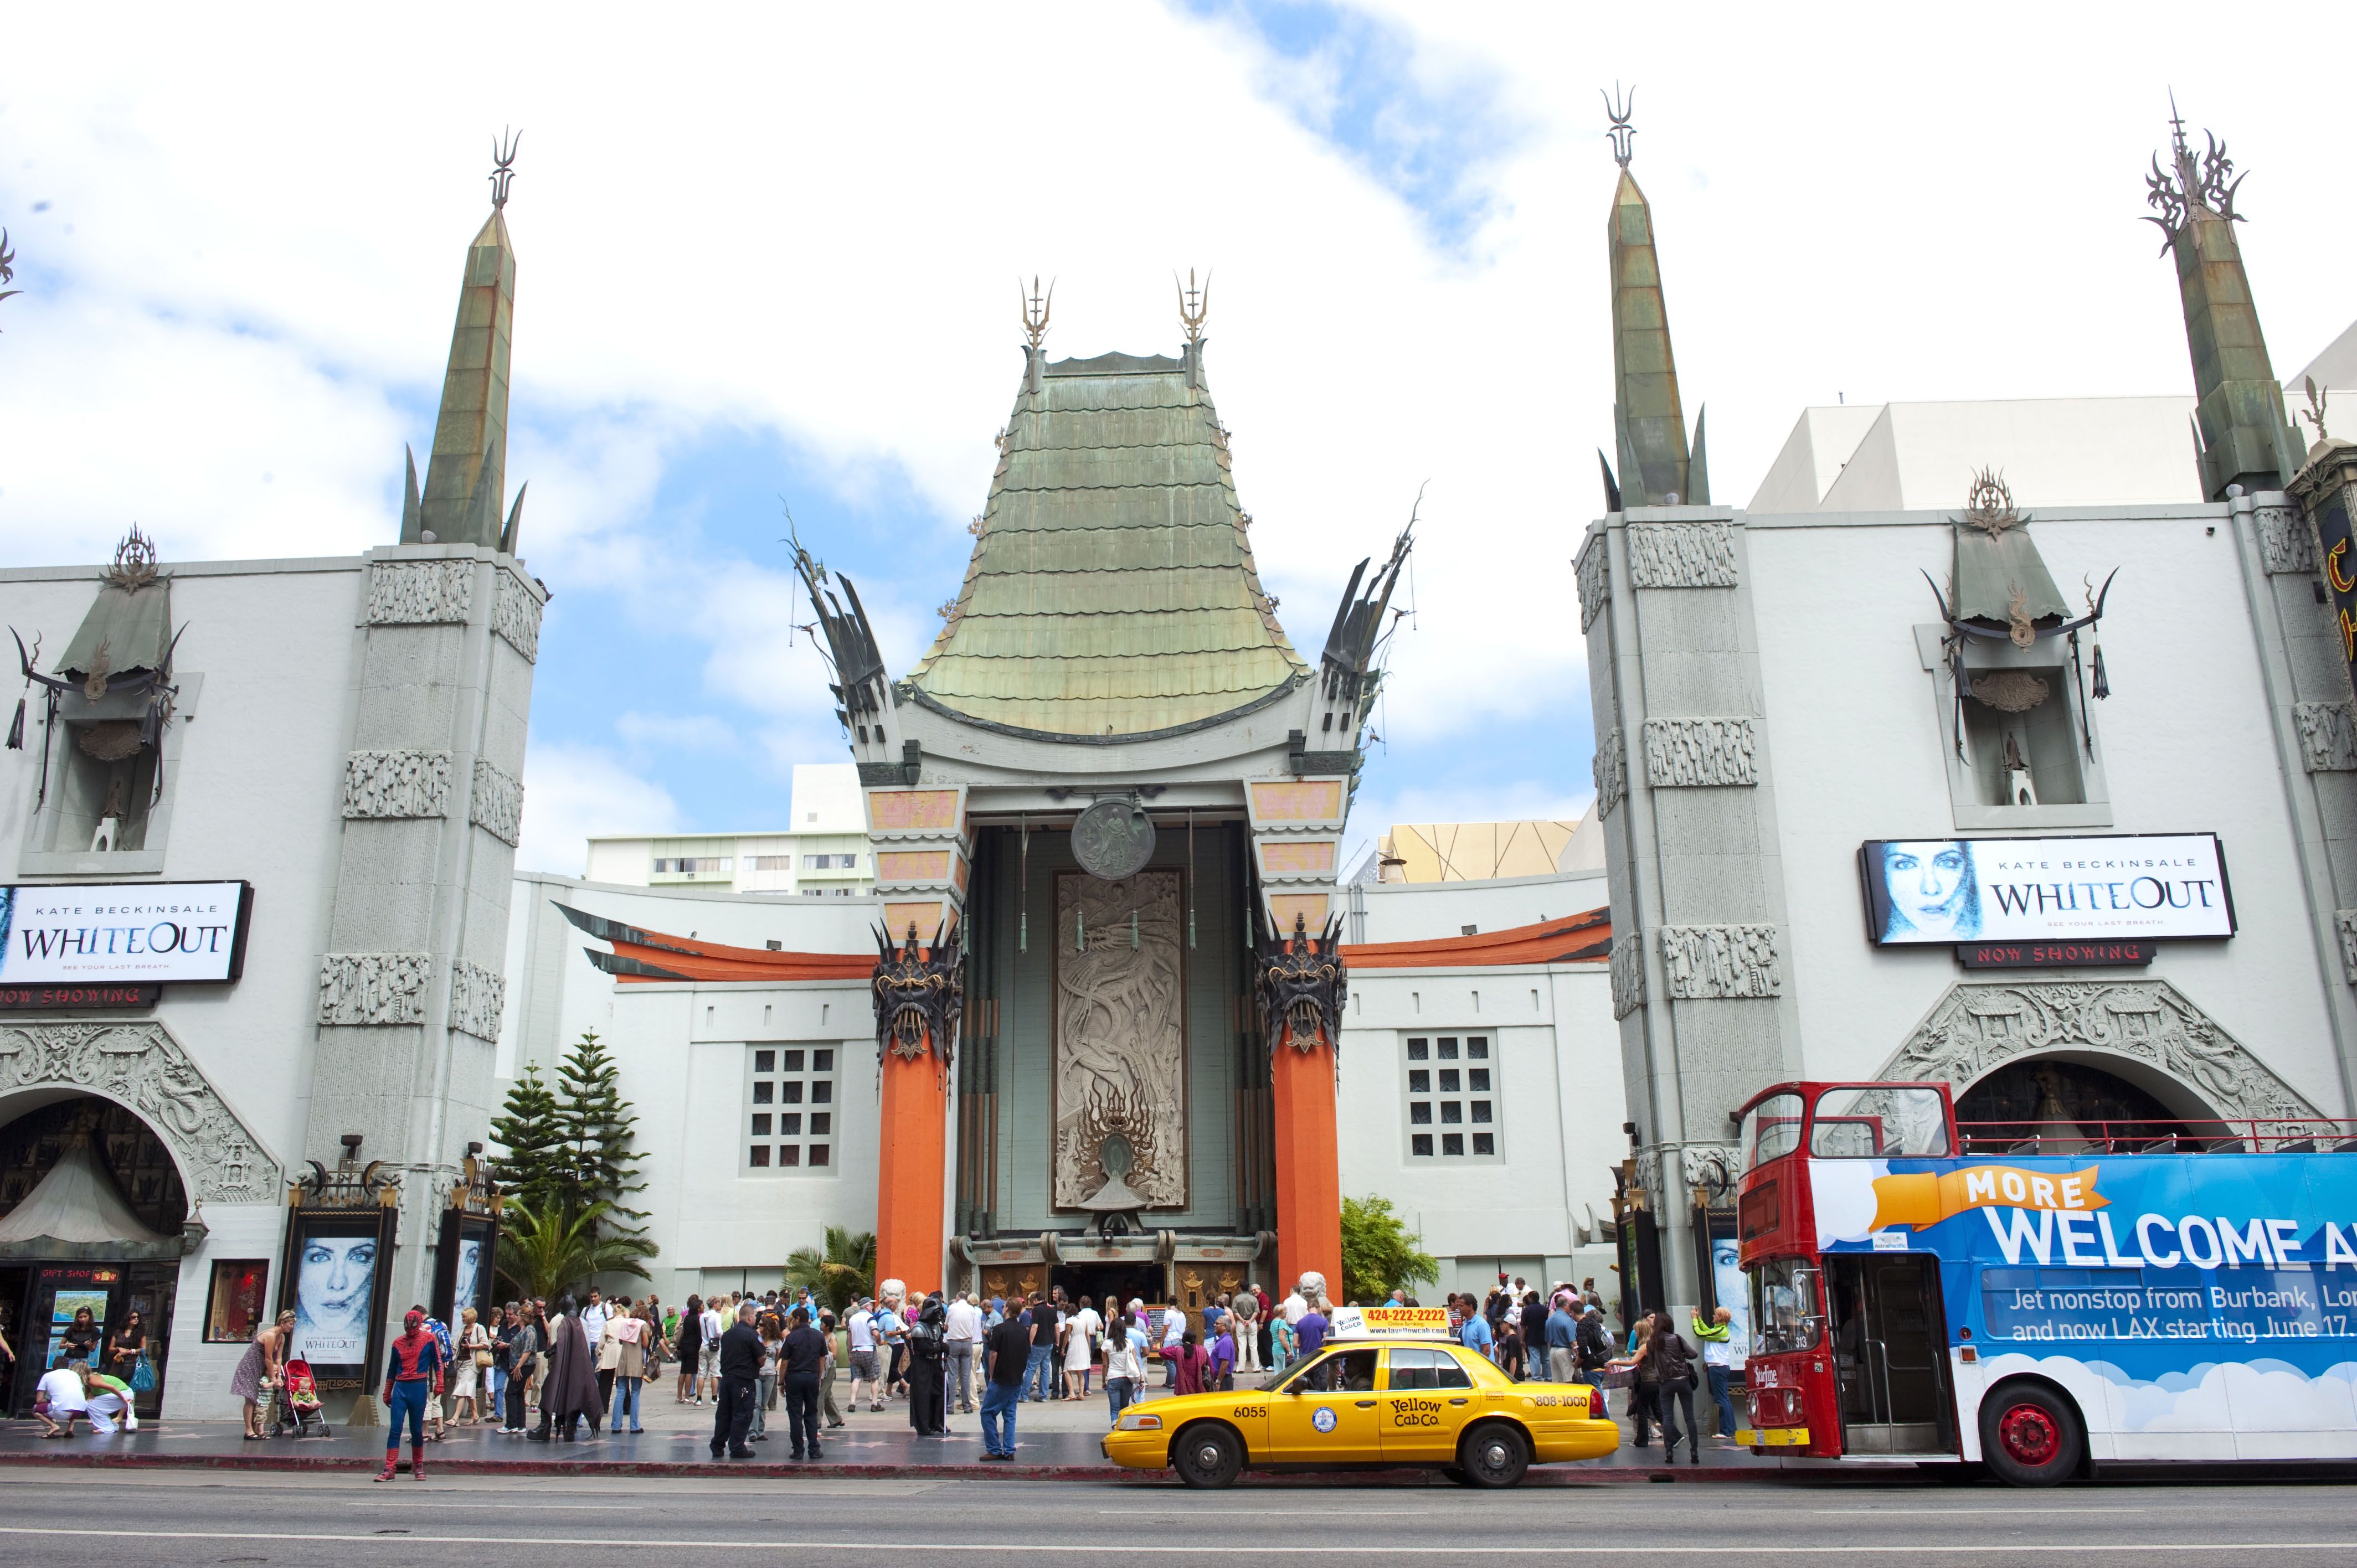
[377,1309,446,1482]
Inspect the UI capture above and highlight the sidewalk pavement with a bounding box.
[0,1372,1845,1484]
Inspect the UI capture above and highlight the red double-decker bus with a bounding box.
[1733,1079,2357,1484]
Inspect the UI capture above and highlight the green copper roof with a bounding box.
[906,344,1304,737]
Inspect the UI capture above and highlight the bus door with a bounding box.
[1823,1254,1953,1455]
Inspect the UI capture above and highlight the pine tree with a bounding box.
[487,1061,567,1215]
[552,1030,653,1247]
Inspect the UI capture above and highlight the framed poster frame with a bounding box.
[275,1203,398,1391]
[431,1208,499,1327]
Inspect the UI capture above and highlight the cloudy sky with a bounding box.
[4,3,2352,874]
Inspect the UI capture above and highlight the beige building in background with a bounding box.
[1373,811,1604,884]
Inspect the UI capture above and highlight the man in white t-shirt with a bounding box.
[846,1298,882,1411]
[943,1292,982,1414]
[36,1362,89,1437]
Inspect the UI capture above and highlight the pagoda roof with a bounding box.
[904,343,1306,739]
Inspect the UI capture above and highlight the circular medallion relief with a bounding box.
[1072,799,1156,881]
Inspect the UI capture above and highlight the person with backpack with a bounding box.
[1576,1304,1614,1417]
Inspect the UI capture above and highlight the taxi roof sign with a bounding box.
[1327,1305,1453,1340]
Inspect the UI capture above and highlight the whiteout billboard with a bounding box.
[1859,835,2234,947]
[0,881,253,983]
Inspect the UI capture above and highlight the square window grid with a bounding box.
[1403,1034,1498,1160]
[745,1043,839,1174]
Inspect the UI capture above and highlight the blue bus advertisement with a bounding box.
[1811,1151,2357,1465]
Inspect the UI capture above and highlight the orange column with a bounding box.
[1270,1024,1342,1298]
[874,1035,948,1297]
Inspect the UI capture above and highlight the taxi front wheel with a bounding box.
[1458,1422,1530,1488]
[1172,1422,1244,1489]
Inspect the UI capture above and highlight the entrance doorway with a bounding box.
[1823,1254,1952,1455]
[0,1096,187,1417]
[1957,1059,2183,1151]
[1051,1263,1163,1318]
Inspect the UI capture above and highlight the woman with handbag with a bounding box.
[104,1309,146,1385]
[452,1307,490,1423]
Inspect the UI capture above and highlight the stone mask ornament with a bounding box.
[871,919,964,1078]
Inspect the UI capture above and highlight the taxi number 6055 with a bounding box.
[1232,1405,1268,1419]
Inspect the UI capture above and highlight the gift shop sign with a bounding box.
[0,881,253,984]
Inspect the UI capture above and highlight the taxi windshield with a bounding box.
[1270,1348,1378,1394]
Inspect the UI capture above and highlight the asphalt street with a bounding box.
[9,1468,2357,1565]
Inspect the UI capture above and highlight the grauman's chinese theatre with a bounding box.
[570,286,1407,1303]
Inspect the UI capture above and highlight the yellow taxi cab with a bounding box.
[1100,1307,1619,1488]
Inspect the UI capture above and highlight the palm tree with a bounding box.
[784,1226,876,1315]
[497,1197,658,1299]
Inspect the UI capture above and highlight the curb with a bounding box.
[0,1449,1814,1485]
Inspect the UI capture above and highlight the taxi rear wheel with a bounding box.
[1172,1422,1244,1489]
[1458,1422,1530,1488]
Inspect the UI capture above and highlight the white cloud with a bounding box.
[4,3,2353,839]
[517,740,681,874]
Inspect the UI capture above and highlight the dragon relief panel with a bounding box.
[1053,869,1187,1213]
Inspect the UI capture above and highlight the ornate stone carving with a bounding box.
[469,758,523,847]
[493,570,542,661]
[2296,702,2357,771]
[1875,979,2322,1122]
[2256,504,2317,574]
[1056,870,1187,1211]
[1576,534,1610,632]
[1610,935,1645,1020]
[1659,924,1782,1000]
[342,750,452,819]
[872,918,964,1070]
[448,960,506,1041]
[0,1020,280,1204]
[1682,1142,1743,1199]
[2340,911,2357,984]
[1625,520,1738,588]
[1593,724,1626,818]
[1643,718,1759,787]
[366,560,474,625]
[315,953,432,1026]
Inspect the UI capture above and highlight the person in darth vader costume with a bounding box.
[905,1293,950,1436]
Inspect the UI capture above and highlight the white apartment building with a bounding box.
[583,764,876,898]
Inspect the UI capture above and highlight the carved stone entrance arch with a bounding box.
[1870,979,2323,1123]
[0,1020,281,1206]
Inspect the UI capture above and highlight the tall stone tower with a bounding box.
[305,142,545,1325]
[1583,100,1789,1320]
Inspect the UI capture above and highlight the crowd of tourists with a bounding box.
[43,1266,1741,1467]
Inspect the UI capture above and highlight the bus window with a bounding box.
[1743,1092,1804,1170]
[1810,1085,1951,1158]
[1753,1257,1821,1354]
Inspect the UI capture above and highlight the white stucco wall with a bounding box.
[0,556,366,1416]
[1745,505,2349,1116]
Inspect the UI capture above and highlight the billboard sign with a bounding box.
[0,881,252,984]
[1859,835,2231,947]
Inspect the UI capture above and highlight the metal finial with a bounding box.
[0,228,20,327]
[1175,267,1210,344]
[1020,275,1053,350]
[490,127,523,209]
[2143,93,2245,254]
[1602,82,1636,168]
[2303,376,2331,443]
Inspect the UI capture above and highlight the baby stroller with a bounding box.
[274,1359,332,1437]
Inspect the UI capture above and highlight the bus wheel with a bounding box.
[1980,1383,2081,1487]
[1172,1423,1243,1489]
[1458,1422,1531,1488]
